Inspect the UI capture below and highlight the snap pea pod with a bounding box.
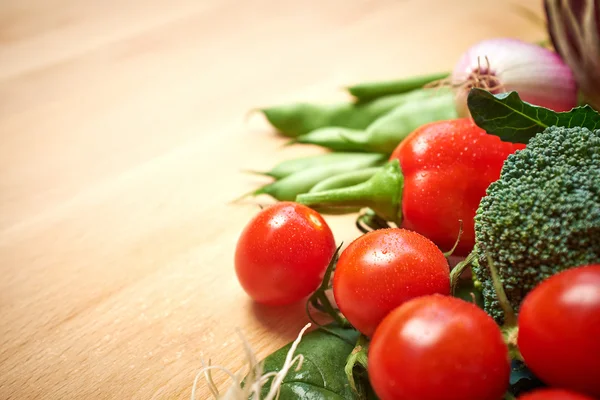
[245,152,382,180]
[244,153,386,201]
[306,168,382,215]
[297,160,404,226]
[309,167,381,193]
[260,89,435,138]
[310,205,363,216]
[346,71,450,101]
[294,88,458,154]
[292,127,365,152]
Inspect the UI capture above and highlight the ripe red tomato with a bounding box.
[518,388,596,400]
[333,228,450,337]
[368,294,510,400]
[234,202,336,305]
[389,118,525,256]
[517,265,600,398]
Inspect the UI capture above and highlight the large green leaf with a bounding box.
[467,88,600,143]
[257,326,375,399]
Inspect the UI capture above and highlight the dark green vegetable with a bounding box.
[256,325,374,399]
[347,71,450,101]
[246,153,384,180]
[471,125,600,323]
[467,88,600,143]
[294,88,457,154]
[246,153,386,201]
[260,91,421,138]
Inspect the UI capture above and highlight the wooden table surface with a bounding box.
[0,0,543,398]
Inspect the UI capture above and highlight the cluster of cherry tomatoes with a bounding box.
[234,202,600,400]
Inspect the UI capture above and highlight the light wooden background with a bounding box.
[0,0,543,398]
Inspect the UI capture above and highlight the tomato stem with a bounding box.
[443,220,464,257]
[450,251,477,295]
[355,208,393,234]
[344,334,370,399]
[306,243,352,329]
[502,325,523,361]
[318,292,351,328]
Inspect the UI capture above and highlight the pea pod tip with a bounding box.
[243,107,264,124]
[231,183,273,204]
[241,169,274,178]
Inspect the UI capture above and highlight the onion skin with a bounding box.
[545,0,600,111]
[452,38,578,115]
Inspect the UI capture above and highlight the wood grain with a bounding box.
[0,0,543,398]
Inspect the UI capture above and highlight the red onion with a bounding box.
[451,38,578,115]
[545,0,600,111]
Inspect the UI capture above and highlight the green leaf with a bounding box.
[257,326,376,399]
[467,88,600,143]
[508,359,546,396]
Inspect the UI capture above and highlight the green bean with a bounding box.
[347,71,450,101]
[292,127,366,152]
[245,153,386,201]
[309,205,363,215]
[259,89,431,138]
[244,152,382,180]
[354,88,458,153]
[294,88,458,154]
[297,160,404,225]
[308,167,382,214]
[309,167,382,193]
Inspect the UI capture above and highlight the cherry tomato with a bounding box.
[389,118,525,256]
[234,202,336,305]
[333,228,450,337]
[517,265,600,398]
[518,388,596,400]
[368,294,510,400]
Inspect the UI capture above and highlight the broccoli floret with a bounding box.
[473,126,600,323]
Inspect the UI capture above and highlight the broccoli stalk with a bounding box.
[471,126,600,323]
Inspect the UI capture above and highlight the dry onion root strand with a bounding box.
[427,56,505,93]
[191,323,312,400]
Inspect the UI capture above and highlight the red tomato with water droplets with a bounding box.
[518,265,600,398]
[333,228,450,337]
[234,202,336,305]
[368,294,510,400]
[518,388,596,400]
[389,118,525,255]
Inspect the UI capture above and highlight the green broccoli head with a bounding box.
[473,126,600,323]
